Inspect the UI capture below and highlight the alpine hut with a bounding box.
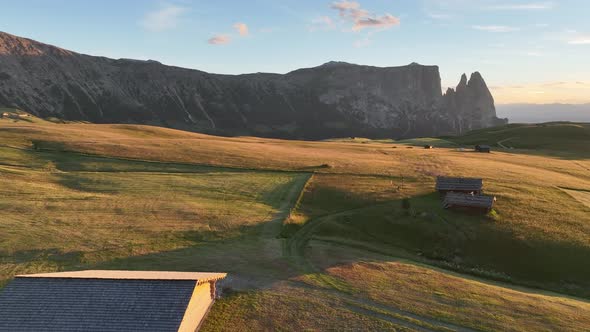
[443,192,496,213]
[436,176,483,195]
[0,270,227,332]
[475,145,491,153]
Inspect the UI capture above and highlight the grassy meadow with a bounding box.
[0,139,309,285]
[1,114,590,331]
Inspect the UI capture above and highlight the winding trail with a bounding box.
[497,137,517,149]
[283,202,479,332]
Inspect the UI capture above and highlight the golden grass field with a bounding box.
[1,112,589,331]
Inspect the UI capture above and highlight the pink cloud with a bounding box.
[353,14,400,31]
[233,23,249,36]
[208,34,231,45]
[331,1,361,16]
[330,1,400,32]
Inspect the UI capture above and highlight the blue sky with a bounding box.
[1,0,589,103]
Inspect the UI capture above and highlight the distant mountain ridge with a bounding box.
[0,31,506,139]
[497,103,590,123]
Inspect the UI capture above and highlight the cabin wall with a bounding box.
[178,282,215,332]
[439,190,482,195]
[445,204,492,213]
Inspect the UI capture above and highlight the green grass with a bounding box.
[395,137,459,148]
[0,145,307,286]
[2,120,590,330]
[306,243,590,332]
[286,173,590,297]
[442,122,590,157]
[201,288,407,331]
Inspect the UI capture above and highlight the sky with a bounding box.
[1,0,589,104]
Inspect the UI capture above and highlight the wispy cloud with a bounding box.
[208,34,231,45]
[140,3,187,32]
[330,1,400,32]
[491,81,590,104]
[233,23,249,36]
[315,16,334,26]
[353,14,400,31]
[485,2,555,10]
[472,25,520,33]
[568,36,590,45]
[208,22,250,45]
[427,13,452,20]
[558,29,590,45]
[331,1,362,16]
[309,16,335,31]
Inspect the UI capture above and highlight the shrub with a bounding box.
[402,198,411,214]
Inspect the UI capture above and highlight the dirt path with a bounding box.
[261,173,312,240]
[283,205,480,332]
[497,137,517,149]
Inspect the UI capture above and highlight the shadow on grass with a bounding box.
[2,175,589,301]
[0,248,84,265]
[308,192,590,298]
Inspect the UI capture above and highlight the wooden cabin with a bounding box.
[436,176,483,195]
[443,192,496,213]
[475,145,491,153]
[0,270,227,332]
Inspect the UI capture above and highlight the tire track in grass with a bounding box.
[283,205,479,332]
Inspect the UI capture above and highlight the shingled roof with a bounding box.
[443,192,496,210]
[0,270,226,332]
[436,176,483,192]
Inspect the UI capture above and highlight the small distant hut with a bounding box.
[436,176,483,195]
[424,145,433,149]
[443,192,496,213]
[475,145,491,153]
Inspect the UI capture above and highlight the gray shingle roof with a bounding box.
[0,277,197,332]
[443,192,495,209]
[436,176,483,192]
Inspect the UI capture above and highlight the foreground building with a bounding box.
[0,270,227,332]
[443,192,496,213]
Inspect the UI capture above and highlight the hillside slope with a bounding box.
[0,31,506,139]
[445,122,590,157]
[1,120,590,330]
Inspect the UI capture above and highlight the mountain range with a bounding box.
[497,103,590,123]
[0,31,506,139]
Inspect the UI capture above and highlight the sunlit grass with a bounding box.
[1,119,590,330]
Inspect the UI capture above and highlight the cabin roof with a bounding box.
[436,176,483,191]
[443,192,495,209]
[18,270,226,283]
[0,270,226,332]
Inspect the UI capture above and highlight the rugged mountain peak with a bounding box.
[457,73,468,90]
[442,72,507,133]
[0,31,72,57]
[0,31,505,139]
[469,71,483,81]
[467,72,487,89]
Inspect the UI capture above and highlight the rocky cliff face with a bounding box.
[442,72,505,134]
[0,31,506,139]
